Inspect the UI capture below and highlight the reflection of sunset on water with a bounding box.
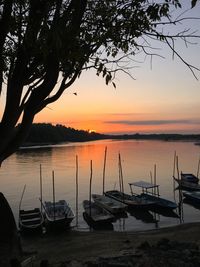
[1,139,200,231]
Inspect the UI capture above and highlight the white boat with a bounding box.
[19,208,44,232]
[83,200,115,226]
[92,194,127,214]
[130,181,177,210]
[43,200,75,228]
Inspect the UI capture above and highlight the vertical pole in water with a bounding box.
[176,156,180,180]
[119,153,124,195]
[75,155,79,227]
[173,151,176,178]
[150,171,153,195]
[154,164,157,196]
[40,164,43,213]
[102,146,107,194]
[118,153,122,193]
[89,160,93,217]
[197,156,200,178]
[52,171,56,221]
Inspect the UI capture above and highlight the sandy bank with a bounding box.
[21,222,200,266]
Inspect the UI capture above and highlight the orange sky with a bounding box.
[1,2,200,135]
[34,51,200,134]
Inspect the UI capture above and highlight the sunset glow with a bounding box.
[1,3,199,136]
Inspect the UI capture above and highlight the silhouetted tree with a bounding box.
[0,0,199,164]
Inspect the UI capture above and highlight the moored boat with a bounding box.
[181,172,199,184]
[92,193,127,214]
[19,208,44,232]
[105,190,155,209]
[174,177,200,191]
[130,181,177,210]
[43,200,75,228]
[82,199,115,226]
[18,184,44,233]
[183,191,200,204]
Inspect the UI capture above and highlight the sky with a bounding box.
[2,1,200,135]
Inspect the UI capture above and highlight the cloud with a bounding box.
[104,119,200,126]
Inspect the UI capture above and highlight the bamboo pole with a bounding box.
[197,156,200,178]
[154,164,157,196]
[119,153,124,194]
[40,164,43,213]
[89,160,93,217]
[102,146,107,194]
[52,170,56,221]
[150,171,153,194]
[176,156,180,180]
[118,153,122,193]
[19,184,26,211]
[173,151,176,178]
[75,155,79,227]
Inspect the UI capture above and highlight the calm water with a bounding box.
[0,139,200,231]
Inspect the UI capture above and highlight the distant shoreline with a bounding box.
[20,134,200,150]
[20,123,200,148]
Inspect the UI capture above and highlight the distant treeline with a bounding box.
[23,123,107,145]
[110,133,200,142]
[23,123,200,146]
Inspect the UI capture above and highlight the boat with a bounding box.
[183,198,200,210]
[173,154,200,189]
[43,200,75,228]
[19,208,44,232]
[181,172,199,184]
[104,190,155,209]
[82,200,115,226]
[174,177,200,191]
[183,191,200,204]
[18,184,44,232]
[130,181,177,210]
[92,193,127,214]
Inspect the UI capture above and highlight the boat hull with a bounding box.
[105,190,154,209]
[183,191,200,204]
[83,200,115,227]
[174,178,200,191]
[92,194,127,214]
[19,208,44,233]
[140,193,177,210]
[44,200,75,229]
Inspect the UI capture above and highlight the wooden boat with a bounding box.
[92,193,127,214]
[181,172,199,184]
[104,190,155,209]
[43,200,75,228]
[173,155,200,190]
[18,185,44,232]
[130,181,177,210]
[174,177,200,191]
[82,200,115,226]
[183,191,200,204]
[19,208,44,232]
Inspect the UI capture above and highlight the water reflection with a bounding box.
[0,140,200,231]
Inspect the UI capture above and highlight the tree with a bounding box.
[0,0,199,164]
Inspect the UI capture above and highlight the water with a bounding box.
[0,139,200,231]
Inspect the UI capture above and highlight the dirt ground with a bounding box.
[21,222,200,266]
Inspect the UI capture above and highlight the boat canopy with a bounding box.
[129,181,159,189]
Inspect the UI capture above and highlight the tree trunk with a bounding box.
[0,193,22,267]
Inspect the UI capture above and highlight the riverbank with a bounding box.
[21,222,200,266]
